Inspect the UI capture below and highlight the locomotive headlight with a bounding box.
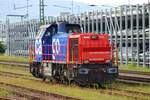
[79,68,89,75]
[84,60,89,64]
[107,68,118,74]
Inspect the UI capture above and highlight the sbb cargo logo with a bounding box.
[35,39,42,55]
[52,38,60,59]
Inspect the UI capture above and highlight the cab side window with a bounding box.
[45,26,57,36]
[66,24,81,34]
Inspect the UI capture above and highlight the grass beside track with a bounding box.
[0,88,12,97]
[0,55,28,63]
[0,64,128,100]
[2,64,150,94]
[0,65,150,100]
[112,82,150,93]
[0,76,129,100]
[0,65,31,76]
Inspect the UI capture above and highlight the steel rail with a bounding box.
[0,70,150,100]
[0,82,80,100]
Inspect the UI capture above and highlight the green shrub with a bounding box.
[0,42,6,54]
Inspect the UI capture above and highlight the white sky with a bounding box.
[0,0,149,21]
[74,0,149,5]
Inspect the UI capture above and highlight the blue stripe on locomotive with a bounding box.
[52,33,68,62]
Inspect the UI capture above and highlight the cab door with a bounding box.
[70,38,78,63]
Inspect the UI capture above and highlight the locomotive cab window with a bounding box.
[45,25,57,36]
[66,24,81,34]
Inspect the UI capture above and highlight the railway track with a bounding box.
[119,70,150,76]
[118,73,150,85]
[0,71,54,85]
[0,82,80,100]
[118,69,150,85]
[0,71,40,82]
[0,61,150,85]
[0,97,10,100]
[0,70,150,100]
[99,88,150,100]
[0,61,28,67]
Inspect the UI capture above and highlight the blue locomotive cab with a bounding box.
[35,24,57,62]
[52,22,81,63]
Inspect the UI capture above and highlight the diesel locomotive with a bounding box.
[29,22,118,86]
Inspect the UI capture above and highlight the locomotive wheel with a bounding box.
[60,76,70,85]
[30,63,37,77]
[38,67,44,78]
[34,67,38,77]
[30,66,35,76]
[34,67,40,78]
[42,76,46,81]
[51,77,57,83]
[60,76,65,84]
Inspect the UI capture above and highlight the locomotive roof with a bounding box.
[39,24,56,29]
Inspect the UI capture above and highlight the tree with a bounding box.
[0,42,6,54]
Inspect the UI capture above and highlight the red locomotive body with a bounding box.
[68,33,112,64]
